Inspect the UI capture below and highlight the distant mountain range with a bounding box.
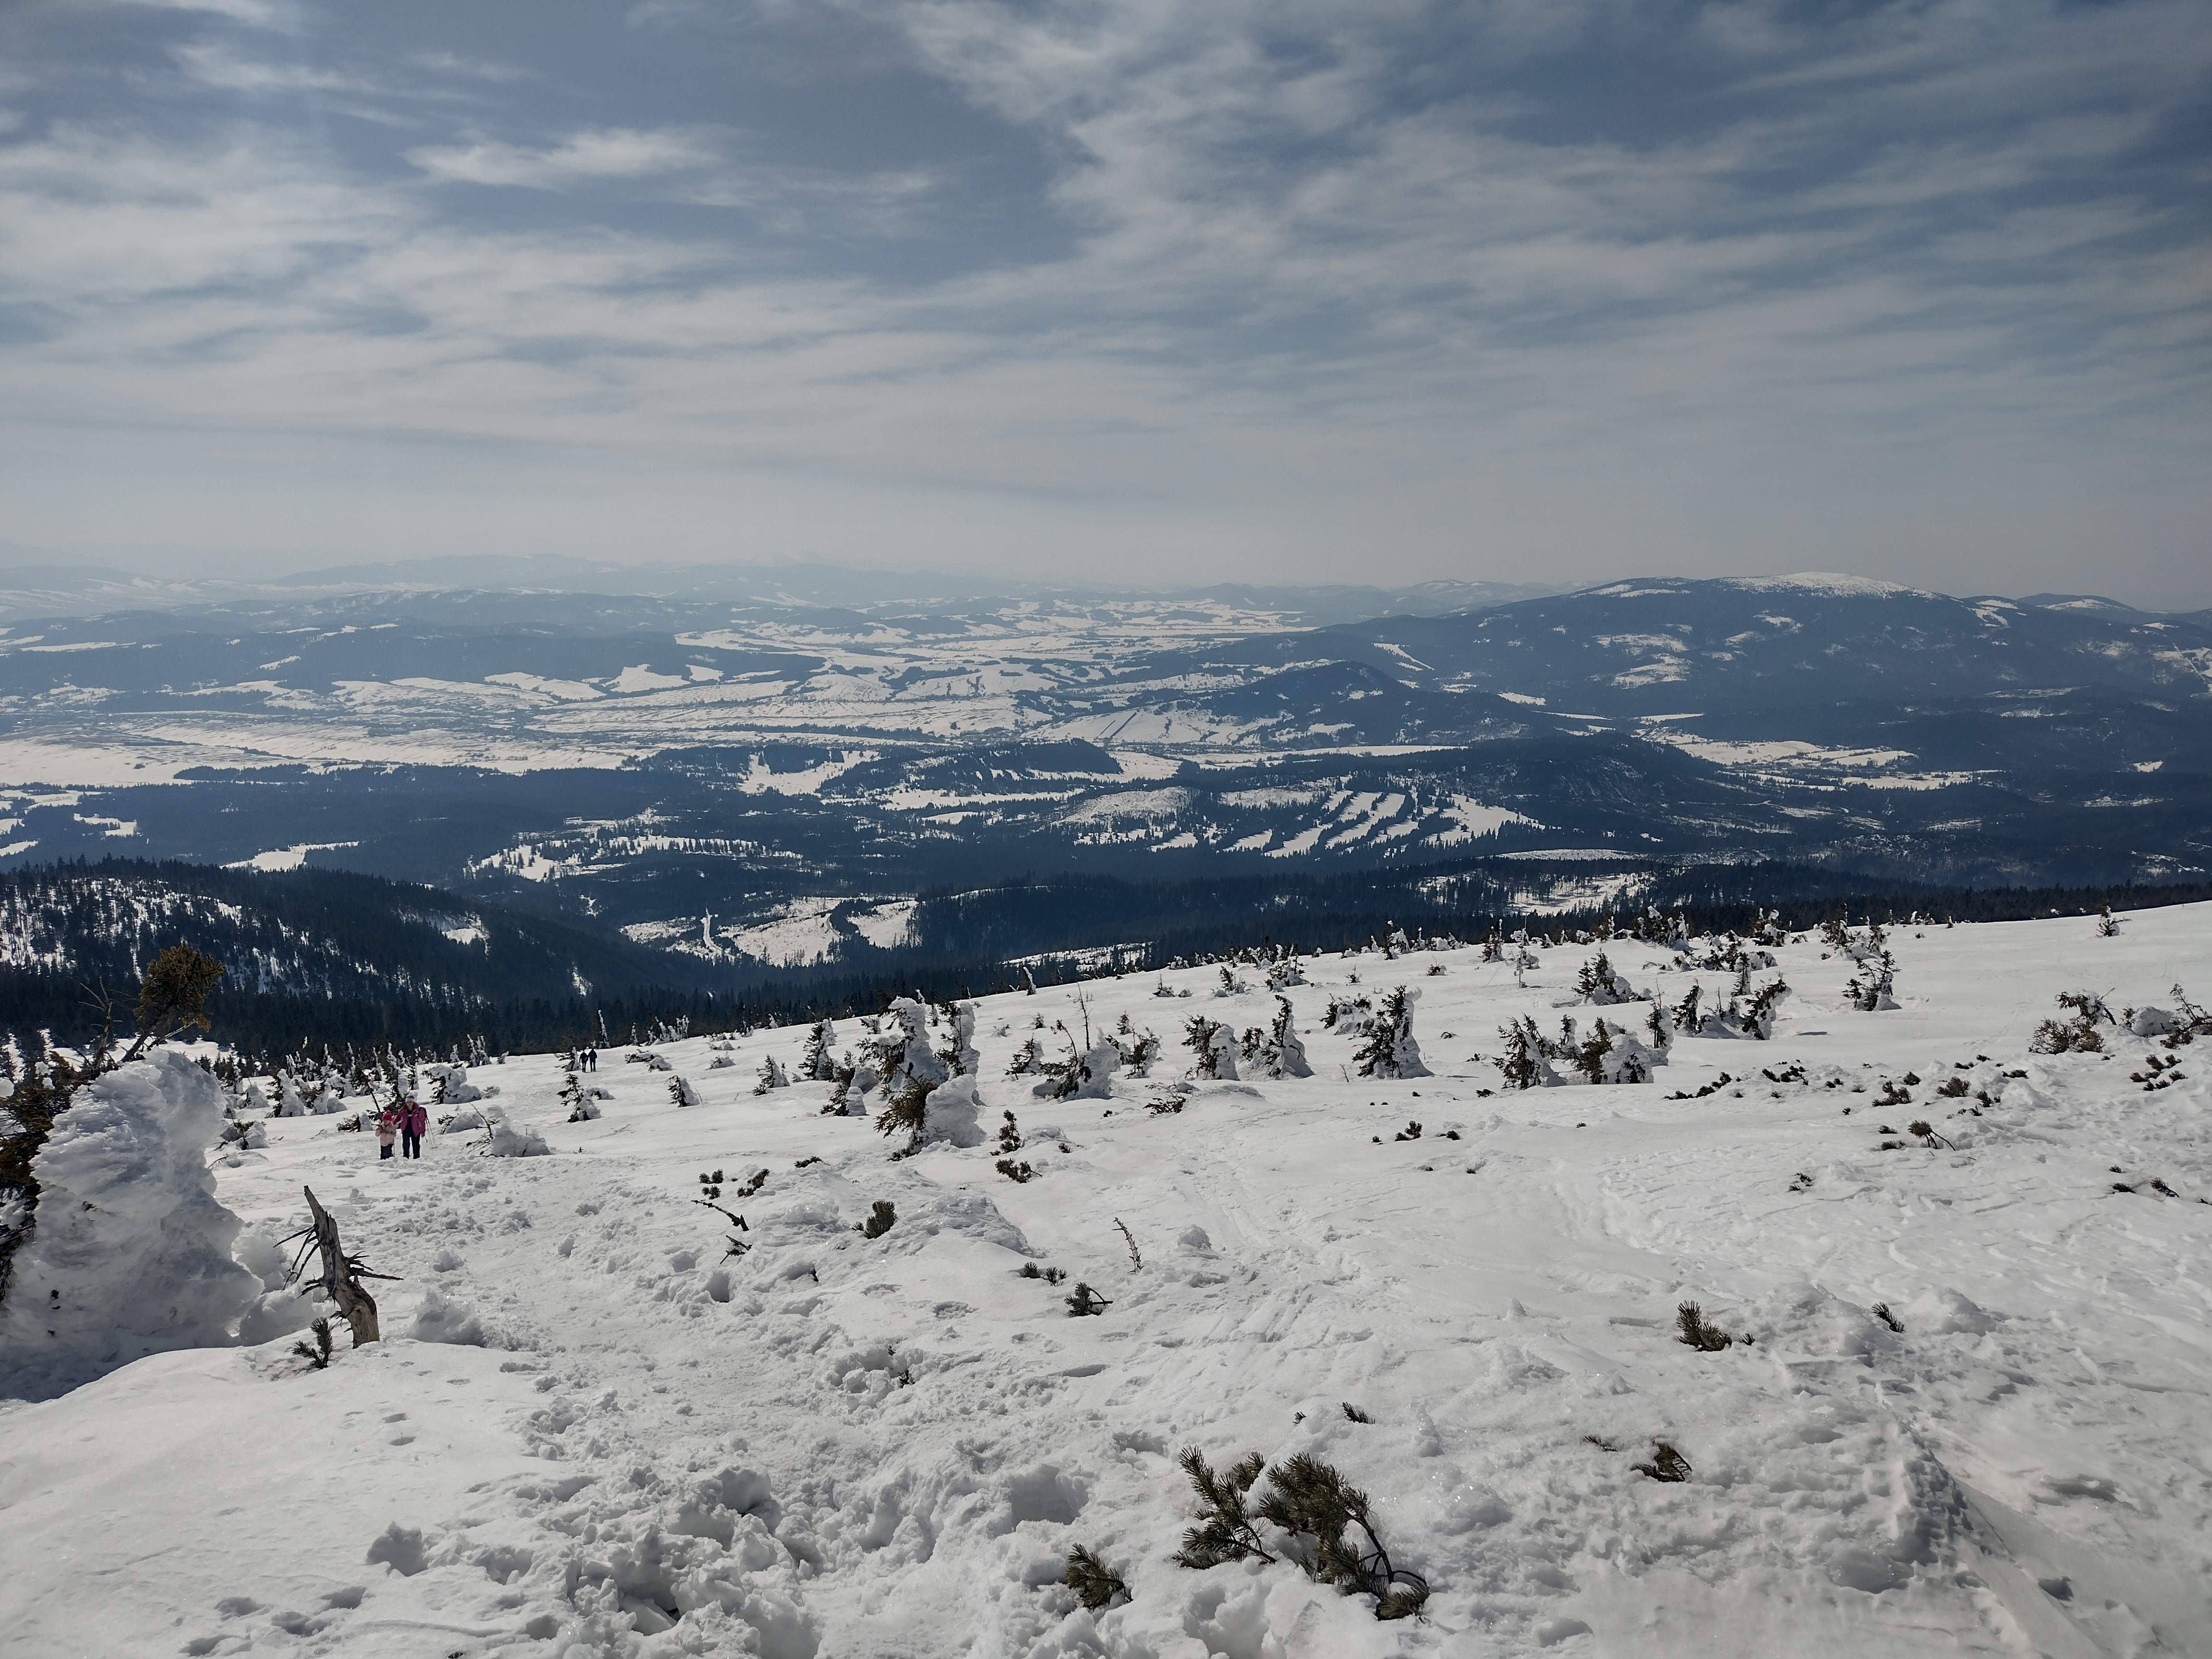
[0,569,2203,979]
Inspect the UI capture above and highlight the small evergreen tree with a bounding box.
[801,1020,837,1081]
[1354,987,1428,1079]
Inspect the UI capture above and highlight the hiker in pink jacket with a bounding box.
[375,1106,400,1160]
[401,1098,427,1159]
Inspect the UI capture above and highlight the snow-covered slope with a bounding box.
[4,906,2210,1656]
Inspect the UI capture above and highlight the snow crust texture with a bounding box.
[0,1050,263,1399]
[3,908,2212,1655]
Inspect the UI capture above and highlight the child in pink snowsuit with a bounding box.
[376,1107,400,1159]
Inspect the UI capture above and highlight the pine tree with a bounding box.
[1354,987,1428,1079]
[801,1020,837,1081]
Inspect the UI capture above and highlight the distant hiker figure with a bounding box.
[376,1105,400,1160]
[402,1098,427,1159]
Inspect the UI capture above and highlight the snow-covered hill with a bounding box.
[4,904,2208,1656]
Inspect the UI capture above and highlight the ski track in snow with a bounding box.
[5,908,2212,1656]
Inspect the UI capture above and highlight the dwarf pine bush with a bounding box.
[1675,1301,1734,1351]
[1173,1447,1427,1620]
[1633,1442,1692,1482]
[1065,1545,1130,1610]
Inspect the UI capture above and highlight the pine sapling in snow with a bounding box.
[1246,996,1312,1079]
[1184,1015,1239,1080]
[1575,949,1638,1006]
[2032,991,2114,1053]
[1495,1016,1562,1090]
[561,1070,599,1121]
[1633,1442,1692,1483]
[1174,1446,1427,1620]
[1675,1301,1734,1351]
[1354,987,1429,1079]
[670,1073,702,1108]
[860,1200,897,1239]
[753,1056,789,1095]
[995,1110,1036,1183]
[1846,950,1899,1011]
[1065,1545,1131,1610]
[801,1019,838,1081]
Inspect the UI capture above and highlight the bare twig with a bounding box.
[1115,1217,1142,1271]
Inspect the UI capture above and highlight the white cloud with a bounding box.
[114,0,297,27]
[1,0,2207,599]
[406,128,721,189]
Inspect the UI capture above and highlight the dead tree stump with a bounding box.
[303,1184,384,1346]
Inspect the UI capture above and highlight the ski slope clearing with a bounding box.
[5,908,2212,1656]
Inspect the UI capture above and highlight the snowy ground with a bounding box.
[5,907,2212,1657]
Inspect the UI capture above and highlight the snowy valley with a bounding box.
[3,903,2208,1657]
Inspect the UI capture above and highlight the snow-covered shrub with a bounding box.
[753,1057,789,1096]
[1671,977,1788,1039]
[1213,966,1249,998]
[801,1019,838,1081]
[671,1074,703,1108]
[560,1072,598,1122]
[1675,1301,1734,1351]
[919,1074,987,1146]
[1049,1042,1120,1101]
[1570,1018,1665,1084]
[1246,996,1312,1079]
[1172,1447,1427,1621]
[1065,1545,1130,1610]
[0,1051,265,1399]
[871,998,947,1102]
[483,1111,550,1157]
[1184,1016,1239,1081]
[1495,1017,1562,1090]
[1113,1022,1162,1077]
[1574,949,1640,1006]
[409,1285,487,1346]
[1322,994,1374,1035]
[936,999,980,1078]
[1354,987,1428,1079]
[2031,991,2112,1054]
[1845,950,1898,1012]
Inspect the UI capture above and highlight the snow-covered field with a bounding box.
[5,907,2212,1657]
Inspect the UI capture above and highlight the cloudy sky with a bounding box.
[2,0,2207,601]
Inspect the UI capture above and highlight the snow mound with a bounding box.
[0,1051,262,1401]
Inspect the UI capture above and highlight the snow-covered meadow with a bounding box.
[4,906,2211,1658]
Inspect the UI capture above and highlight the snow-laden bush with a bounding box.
[409,1285,487,1346]
[1355,987,1429,1079]
[481,1109,550,1157]
[1570,1018,1666,1084]
[1245,996,1313,1079]
[1046,1042,1120,1101]
[920,1074,988,1146]
[1574,950,1641,1006]
[801,1019,838,1082]
[1184,1016,1240,1081]
[0,1051,267,1400]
